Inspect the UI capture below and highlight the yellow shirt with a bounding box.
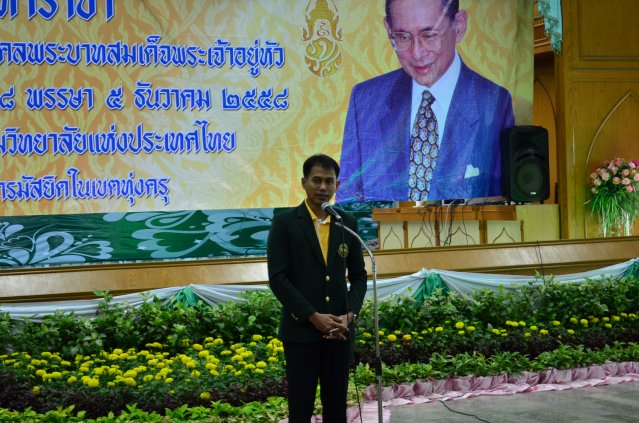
[305,199,330,264]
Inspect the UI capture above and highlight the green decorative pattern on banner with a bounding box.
[0,202,392,268]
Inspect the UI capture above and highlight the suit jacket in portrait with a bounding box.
[337,60,515,203]
[267,202,368,343]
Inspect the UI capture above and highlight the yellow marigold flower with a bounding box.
[621,313,628,318]
[123,378,135,387]
[570,317,578,324]
[629,314,637,319]
[165,378,174,383]
[435,327,443,332]
[268,357,278,362]
[387,334,397,342]
[501,333,508,337]
[94,368,104,376]
[205,363,216,370]
[362,332,372,338]
[35,369,46,377]
[551,321,560,326]
[567,329,575,335]
[231,354,242,362]
[112,349,123,355]
[518,321,526,327]
[61,360,71,367]
[590,317,599,323]
[530,326,538,331]
[378,330,384,336]
[524,332,531,337]
[68,376,77,383]
[210,370,219,377]
[492,329,500,335]
[244,364,255,370]
[204,337,214,343]
[249,342,257,347]
[603,317,610,322]
[234,370,242,376]
[613,316,620,322]
[580,319,588,326]
[505,320,512,326]
[241,351,253,358]
[455,322,465,329]
[41,352,52,357]
[220,350,232,356]
[467,326,476,332]
[32,386,40,395]
[402,334,412,341]
[50,371,62,379]
[255,368,265,374]
[605,323,612,329]
[186,361,196,369]
[200,392,211,400]
[213,338,224,346]
[191,370,201,377]
[108,354,118,361]
[225,365,235,371]
[123,370,137,378]
[31,359,41,366]
[143,375,153,382]
[457,330,465,335]
[252,334,263,342]
[88,378,100,388]
[394,330,402,335]
[192,344,203,351]
[510,321,519,328]
[540,329,549,335]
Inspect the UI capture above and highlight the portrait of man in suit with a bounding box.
[337,0,515,203]
[267,154,367,422]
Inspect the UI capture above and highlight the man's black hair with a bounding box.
[303,154,340,178]
[385,0,458,28]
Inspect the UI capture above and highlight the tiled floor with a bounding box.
[387,381,639,422]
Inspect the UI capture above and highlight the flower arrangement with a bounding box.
[587,158,639,237]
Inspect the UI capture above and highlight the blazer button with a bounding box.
[325,275,330,282]
[325,296,330,302]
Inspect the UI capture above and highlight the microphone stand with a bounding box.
[335,221,383,423]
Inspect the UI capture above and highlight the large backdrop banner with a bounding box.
[0,0,532,216]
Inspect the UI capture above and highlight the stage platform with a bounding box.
[1,237,639,303]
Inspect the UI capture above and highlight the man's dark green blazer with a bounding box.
[267,202,368,343]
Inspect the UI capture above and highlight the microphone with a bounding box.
[321,202,343,222]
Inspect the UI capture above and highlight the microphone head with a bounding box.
[321,202,330,211]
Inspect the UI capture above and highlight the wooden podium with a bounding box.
[372,203,560,250]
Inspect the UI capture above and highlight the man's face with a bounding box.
[301,165,339,210]
[384,0,467,87]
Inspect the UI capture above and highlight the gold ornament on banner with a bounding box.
[302,0,342,77]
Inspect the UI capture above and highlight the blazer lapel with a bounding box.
[326,220,343,270]
[381,70,412,148]
[296,203,326,269]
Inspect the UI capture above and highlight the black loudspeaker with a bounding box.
[501,125,550,203]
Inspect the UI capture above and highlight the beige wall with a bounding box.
[534,0,639,239]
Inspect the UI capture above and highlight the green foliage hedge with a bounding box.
[1,275,638,421]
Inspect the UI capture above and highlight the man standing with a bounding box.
[267,153,368,422]
[337,0,515,203]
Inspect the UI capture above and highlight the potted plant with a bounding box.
[587,158,639,237]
